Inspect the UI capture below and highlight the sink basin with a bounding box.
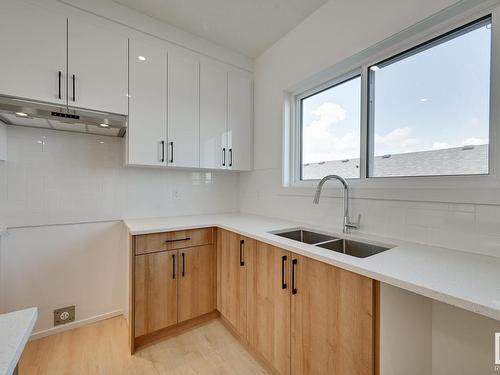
[269,228,393,258]
[317,239,390,258]
[271,229,337,244]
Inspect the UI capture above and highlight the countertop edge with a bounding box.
[1,307,37,375]
[123,215,500,322]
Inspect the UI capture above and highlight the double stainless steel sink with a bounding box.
[270,228,392,258]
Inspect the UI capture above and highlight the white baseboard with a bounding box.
[30,309,124,341]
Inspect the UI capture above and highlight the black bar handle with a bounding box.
[229,148,233,167]
[281,255,287,289]
[169,141,174,163]
[239,239,244,266]
[222,148,226,167]
[172,253,176,279]
[291,258,297,295]
[182,252,185,277]
[72,74,76,102]
[160,140,165,162]
[165,237,191,243]
[58,71,62,99]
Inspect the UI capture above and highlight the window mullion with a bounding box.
[360,67,369,179]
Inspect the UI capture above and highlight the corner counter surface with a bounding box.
[124,213,500,322]
[0,307,37,375]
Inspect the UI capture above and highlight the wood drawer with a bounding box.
[135,228,214,255]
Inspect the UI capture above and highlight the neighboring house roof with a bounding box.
[302,144,489,179]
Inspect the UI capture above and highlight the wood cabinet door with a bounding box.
[247,242,291,375]
[134,250,178,337]
[218,229,249,336]
[178,245,216,322]
[68,17,128,114]
[291,254,375,375]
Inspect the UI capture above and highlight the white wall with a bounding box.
[241,0,500,258]
[0,126,239,335]
[242,0,500,373]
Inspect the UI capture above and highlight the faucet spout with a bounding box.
[312,175,359,233]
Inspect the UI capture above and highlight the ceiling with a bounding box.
[112,0,328,58]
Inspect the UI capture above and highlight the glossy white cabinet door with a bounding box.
[0,1,66,105]
[68,17,128,114]
[167,51,200,168]
[200,63,227,169]
[128,38,167,166]
[227,72,253,171]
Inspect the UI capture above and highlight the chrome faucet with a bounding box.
[313,175,360,234]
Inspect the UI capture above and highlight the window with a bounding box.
[291,14,494,185]
[300,76,361,180]
[368,16,491,177]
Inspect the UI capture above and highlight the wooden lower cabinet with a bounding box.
[217,228,252,337]
[134,250,178,337]
[131,228,217,351]
[290,254,376,375]
[247,242,291,375]
[132,227,378,373]
[178,244,216,322]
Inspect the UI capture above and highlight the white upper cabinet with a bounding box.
[0,1,67,105]
[200,62,227,169]
[68,18,128,114]
[228,72,253,171]
[128,38,167,166]
[167,51,200,168]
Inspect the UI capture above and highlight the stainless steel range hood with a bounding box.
[0,96,127,137]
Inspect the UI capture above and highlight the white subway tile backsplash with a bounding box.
[240,169,500,257]
[4,126,240,227]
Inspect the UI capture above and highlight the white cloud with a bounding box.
[374,127,419,154]
[462,137,488,146]
[311,102,347,128]
[302,102,358,163]
[432,142,452,150]
[432,137,488,150]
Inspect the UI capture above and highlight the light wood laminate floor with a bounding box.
[20,316,270,375]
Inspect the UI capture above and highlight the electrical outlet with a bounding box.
[54,305,75,326]
[171,189,179,200]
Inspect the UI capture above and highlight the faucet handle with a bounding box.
[346,214,361,230]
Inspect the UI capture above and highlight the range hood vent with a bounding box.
[0,96,127,137]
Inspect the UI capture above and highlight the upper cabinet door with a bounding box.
[227,72,253,171]
[167,51,200,168]
[0,1,66,105]
[200,62,228,170]
[128,38,167,166]
[68,17,128,114]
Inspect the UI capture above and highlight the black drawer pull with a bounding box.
[72,74,76,102]
[182,252,185,277]
[58,71,62,99]
[281,255,287,289]
[172,254,176,279]
[239,239,245,266]
[291,258,297,295]
[165,237,191,243]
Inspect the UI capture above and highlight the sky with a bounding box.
[301,20,491,166]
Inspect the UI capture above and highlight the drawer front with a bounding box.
[135,228,214,255]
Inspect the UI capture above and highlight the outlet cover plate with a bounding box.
[54,305,75,326]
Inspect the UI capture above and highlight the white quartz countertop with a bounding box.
[0,307,37,375]
[124,213,500,321]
